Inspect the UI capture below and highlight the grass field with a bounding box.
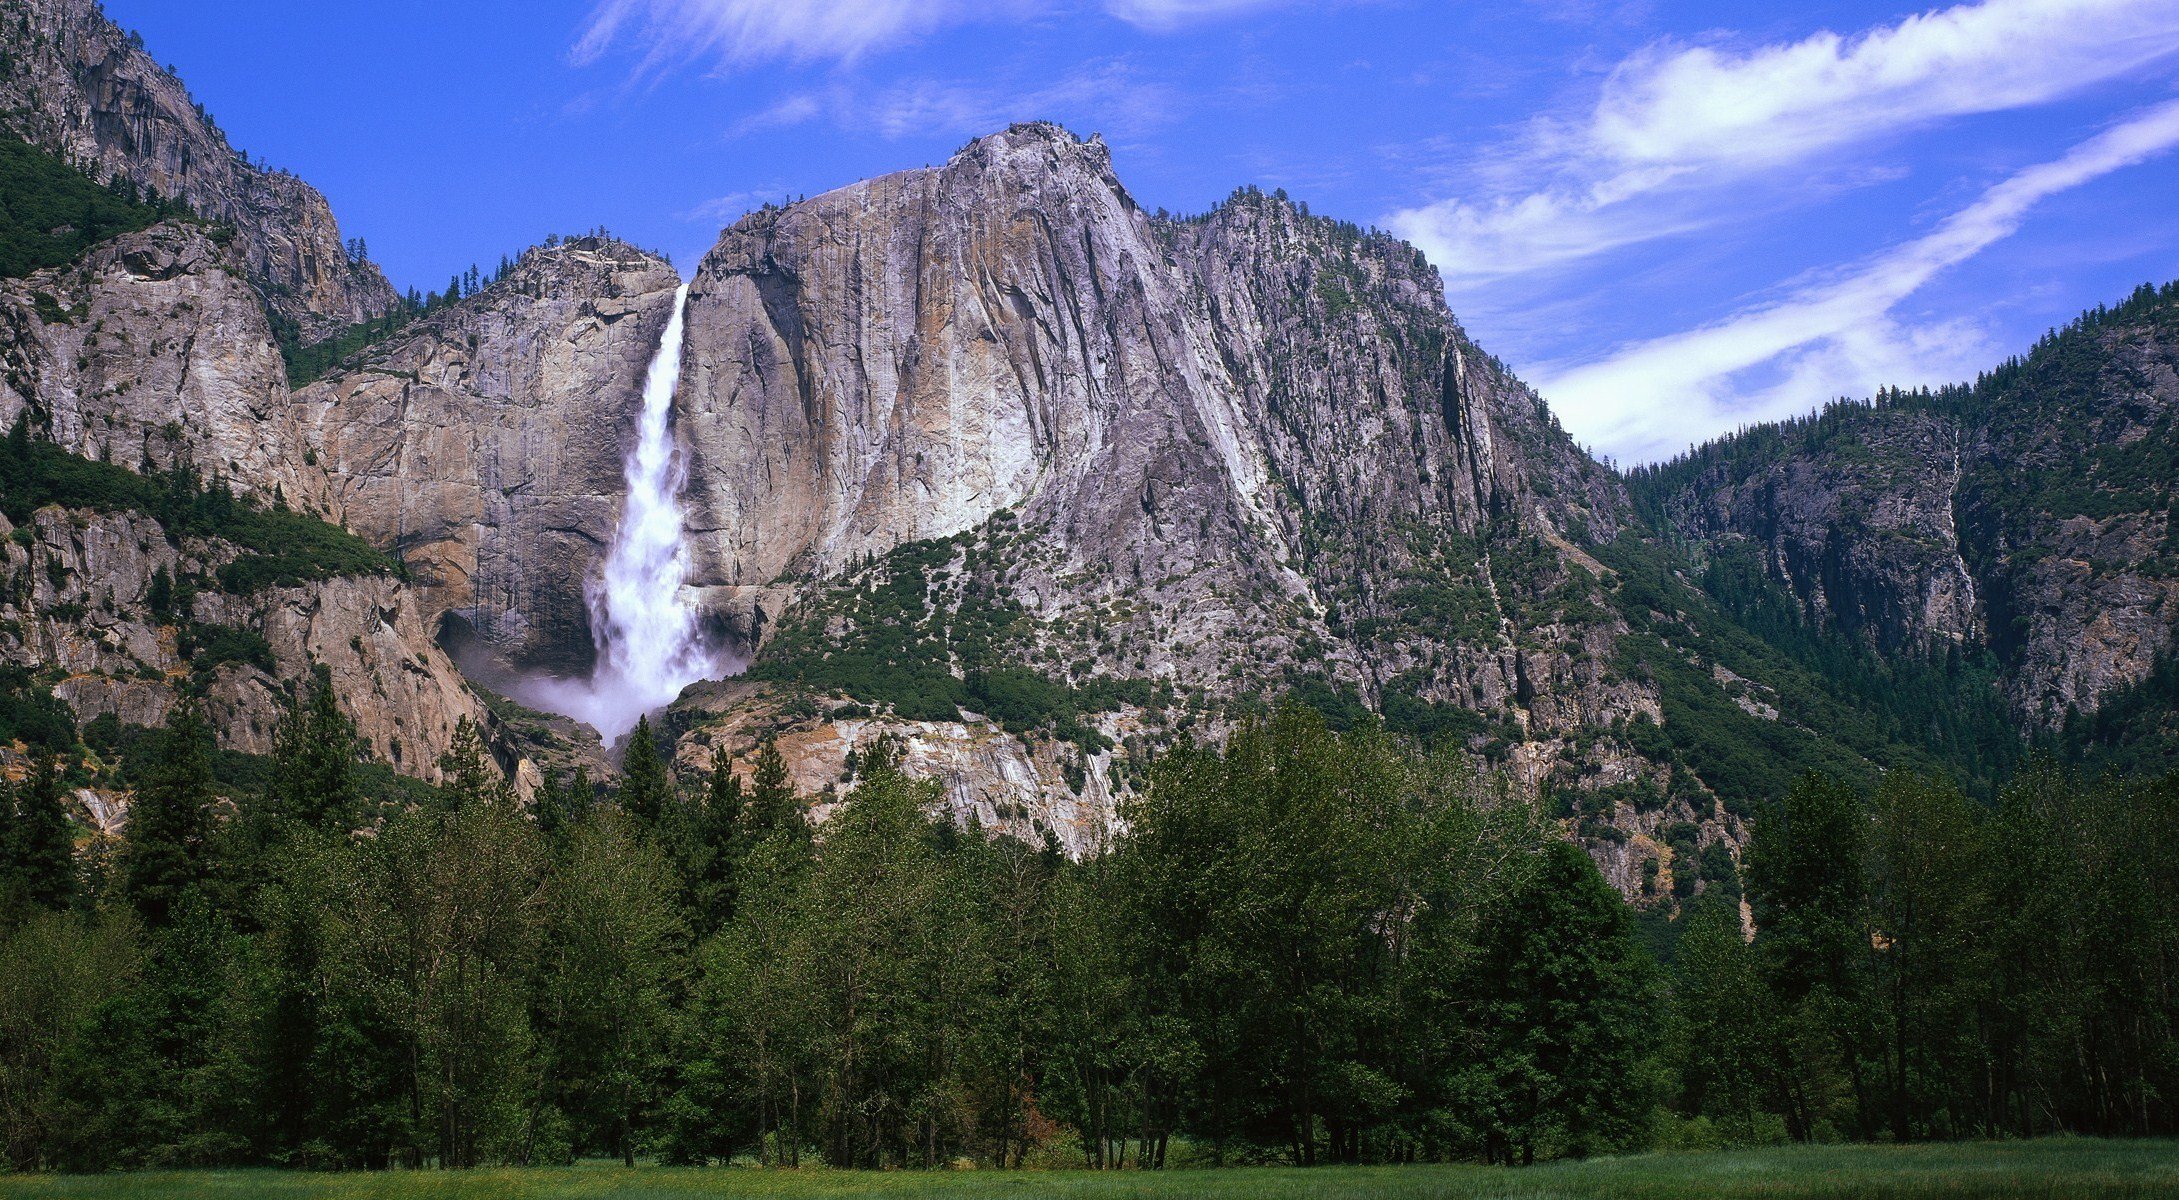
[5,1141,2177,1200]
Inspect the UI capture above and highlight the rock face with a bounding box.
[0,223,328,503]
[1633,288,2179,728]
[651,125,1729,895]
[293,238,681,673]
[0,0,397,338]
[678,126,1635,722]
[0,505,488,780]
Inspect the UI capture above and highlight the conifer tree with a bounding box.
[743,736,806,846]
[123,699,219,929]
[268,668,361,833]
[679,745,746,933]
[437,717,509,810]
[617,717,670,828]
[1459,839,1658,1164]
[7,755,76,913]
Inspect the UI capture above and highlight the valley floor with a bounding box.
[7,1141,2177,1200]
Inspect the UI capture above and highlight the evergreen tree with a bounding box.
[674,745,746,935]
[1457,839,1659,1164]
[267,668,362,833]
[437,717,508,810]
[743,736,807,846]
[124,699,219,929]
[617,717,670,828]
[1670,893,1784,1144]
[7,755,75,913]
[1862,773,1989,1141]
[1744,772,1873,1140]
[534,810,685,1165]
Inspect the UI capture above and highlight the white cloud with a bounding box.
[1534,98,2179,462]
[575,0,1298,70]
[1592,0,2179,167]
[727,93,825,138]
[573,0,1014,69]
[678,191,764,223]
[721,62,1181,142]
[1389,0,2179,287]
[1105,0,1297,29]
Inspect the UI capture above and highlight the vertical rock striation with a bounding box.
[294,238,681,673]
[0,0,397,338]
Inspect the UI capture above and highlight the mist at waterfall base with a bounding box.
[507,283,728,750]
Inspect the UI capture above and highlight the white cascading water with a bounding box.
[524,283,716,747]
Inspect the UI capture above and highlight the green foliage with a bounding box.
[616,717,670,826]
[0,664,78,754]
[273,308,414,388]
[0,423,394,591]
[0,136,192,279]
[7,694,2177,1175]
[1458,839,1661,1164]
[749,532,1154,750]
[121,699,220,929]
[264,669,363,833]
[1721,765,2179,1144]
[2061,650,2179,779]
[1588,534,2007,814]
[1,755,76,915]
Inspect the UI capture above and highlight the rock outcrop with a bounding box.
[0,0,397,338]
[649,124,1721,890]
[1634,287,2179,727]
[293,238,681,673]
[677,126,1638,722]
[0,223,328,502]
[0,505,488,779]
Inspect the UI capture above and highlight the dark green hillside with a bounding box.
[0,417,394,590]
[0,135,192,278]
[1625,280,2179,794]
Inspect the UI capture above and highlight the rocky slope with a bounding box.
[0,498,491,786]
[1632,283,2179,732]
[293,237,681,674]
[0,0,397,338]
[677,127,1634,717]
[0,223,327,499]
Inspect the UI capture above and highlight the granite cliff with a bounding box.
[1632,286,2179,737]
[0,0,397,338]
[9,0,2175,911]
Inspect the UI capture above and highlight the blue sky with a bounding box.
[103,0,2179,462]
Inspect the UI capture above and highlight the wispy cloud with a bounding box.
[1105,0,1303,30]
[1534,98,2179,461]
[575,0,1301,72]
[677,191,768,223]
[1389,0,2179,287]
[723,61,1183,142]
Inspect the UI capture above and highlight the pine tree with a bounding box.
[743,737,806,846]
[7,755,76,913]
[268,668,362,833]
[437,717,509,810]
[617,717,670,827]
[123,699,219,929]
[1671,893,1783,1143]
[673,745,747,935]
[1459,839,1659,1164]
[533,770,572,843]
[1744,772,1871,1141]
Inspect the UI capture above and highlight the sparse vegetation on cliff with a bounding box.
[0,418,394,591]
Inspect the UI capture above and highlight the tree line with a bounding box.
[0,691,2173,1172]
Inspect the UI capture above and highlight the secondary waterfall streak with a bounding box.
[527,282,715,747]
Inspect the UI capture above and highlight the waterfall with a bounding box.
[524,283,717,748]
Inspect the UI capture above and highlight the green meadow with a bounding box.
[7,1141,2177,1200]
